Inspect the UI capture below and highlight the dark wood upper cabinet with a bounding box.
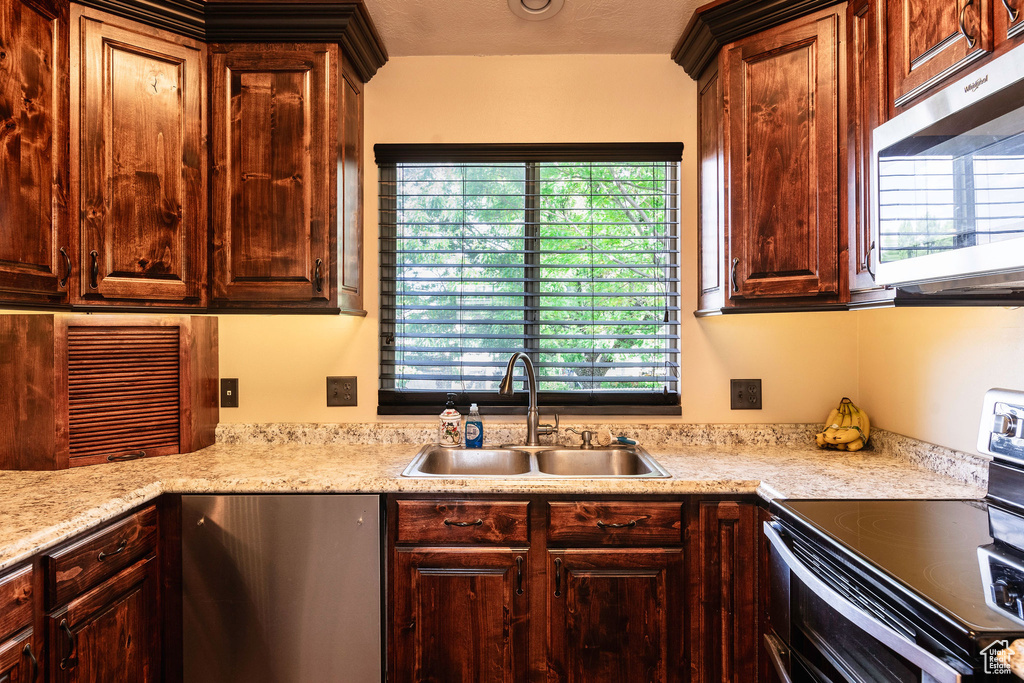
[547,548,684,683]
[722,7,845,306]
[690,501,761,683]
[210,43,364,312]
[887,0,993,110]
[70,5,207,307]
[0,0,69,304]
[0,313,217,470]
[848,0,891,301]
[697,62,726,313]
[391,548,529,683]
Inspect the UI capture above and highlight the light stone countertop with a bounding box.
[0,439,985,573]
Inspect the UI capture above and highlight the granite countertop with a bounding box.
[0,438,986,573]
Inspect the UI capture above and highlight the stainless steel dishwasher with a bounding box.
[181,495,382,682]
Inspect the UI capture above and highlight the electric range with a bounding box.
[767,389,1024,681]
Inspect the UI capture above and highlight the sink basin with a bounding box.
[402,444,670,478]
[535,448,662,477]
[404,447,531,476]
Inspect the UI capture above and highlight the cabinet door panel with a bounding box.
[691,501,760,683]
[889,0,993,108]
[338,53,363,311]
[0,629,36,683]
[697,63,726,312]
[547,548,684,683]
[391,548,528,683]
[48,555,159,683]
[211,44,333,305]
[73,8,205,304]
[725,10,841,301]
[0,0,67,302]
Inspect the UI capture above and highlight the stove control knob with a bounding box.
[994,413,1019,437]
[992,581,1018,607]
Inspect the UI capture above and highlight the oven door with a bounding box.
[765,521,966,683]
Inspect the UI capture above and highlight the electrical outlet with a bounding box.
[730,379,762,410]
[327,376,357,406]
[221,378,239,408]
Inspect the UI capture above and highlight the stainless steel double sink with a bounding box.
[402,443,670,479]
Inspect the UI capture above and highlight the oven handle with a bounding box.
[764,521,963,683]
[764,633,794,683]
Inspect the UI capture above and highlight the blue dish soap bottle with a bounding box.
[439,393,462,447]
[465,403,483,448]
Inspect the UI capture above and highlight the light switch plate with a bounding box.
[221,378,239,408]
[327,376,357,406]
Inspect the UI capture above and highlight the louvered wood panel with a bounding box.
[66,326,181,463]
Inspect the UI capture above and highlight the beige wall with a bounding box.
[857,306,1024,454]
[218,54,860,425]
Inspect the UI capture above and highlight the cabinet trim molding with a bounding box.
[673,0,845,78]
[70,0,388,81]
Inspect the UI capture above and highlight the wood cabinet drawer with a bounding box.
[45,505,157,607]
[0,566,32,641]
[396,500,530,545]
[547,501,683,546]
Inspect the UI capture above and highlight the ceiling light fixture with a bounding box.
[507,0,565,21]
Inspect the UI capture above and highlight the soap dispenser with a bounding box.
[439,393,462,447]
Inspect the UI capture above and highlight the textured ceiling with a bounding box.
[361,0,703,56]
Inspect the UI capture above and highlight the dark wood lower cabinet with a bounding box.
[547,548,685,683]
[390,548,529,683]
[47,555,159,683]
[0,629,37,683]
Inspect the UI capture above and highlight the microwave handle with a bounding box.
[764,521,962,683]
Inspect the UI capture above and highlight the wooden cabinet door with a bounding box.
[697,62,726,313]
[210,44,334,307]
[0,0,68,303]
[888,0,993,109]
[391,548,529,683]
[0,629,38,683]
[547,548,684,683]
[849,0,888,297]
[337,53,364,312]
[690,501,760,683]
[724,8,842,303]
[48,556,159,683]
[71,7,205,306]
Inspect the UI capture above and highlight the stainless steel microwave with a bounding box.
[872,44,1024,293]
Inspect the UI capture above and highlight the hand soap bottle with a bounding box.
[465,403,483,448]
[439,393,462,447]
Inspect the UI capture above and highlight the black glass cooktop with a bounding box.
[778,499,1024,633]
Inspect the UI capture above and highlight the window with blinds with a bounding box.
[377,144,682,414]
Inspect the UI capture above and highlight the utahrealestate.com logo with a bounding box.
[982,640,1012,675]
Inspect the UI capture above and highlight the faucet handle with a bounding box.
[538,413,559,437]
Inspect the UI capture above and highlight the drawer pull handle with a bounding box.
[515,555,524,595]
[443,518,483,527]
[314,258,323,293]
[960,0,978,48]
[1004,0,1020,23]
[107,450,146,462]
[89,250,99,289]
[24,643,38,682]
[597,519,638,529]
[731,257,740,292]
[59,247,71,288]
[59,619,78,671]
[97,538,128,561]
[553,558,562,597]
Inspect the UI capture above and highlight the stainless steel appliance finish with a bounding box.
[401,443,671,479]
[872,43,1024,293]
[978,388,1024,463]
[182,495,382,683]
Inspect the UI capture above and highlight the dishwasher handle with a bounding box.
[764,521,962,683]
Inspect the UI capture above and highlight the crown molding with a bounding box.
[672,0,841,79]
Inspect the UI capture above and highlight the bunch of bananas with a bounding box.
[815,397,871,452]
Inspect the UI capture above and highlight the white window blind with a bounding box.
[377,145,681,414]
